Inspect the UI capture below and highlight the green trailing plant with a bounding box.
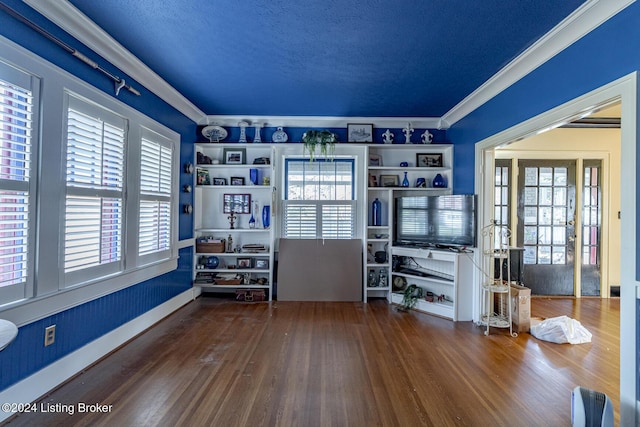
[302,130,337,161]
[398,284,424,312]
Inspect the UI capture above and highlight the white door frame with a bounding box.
[473,72,637,424]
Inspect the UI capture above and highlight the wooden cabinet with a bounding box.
[390,246,474,321]
[363,144,453,303]
[193,143,274,300]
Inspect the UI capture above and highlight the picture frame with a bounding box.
[368,173,378,188]
[223,193,251,214]
[255,259,269,269]
[379,174,399,187]
[230,177,245,186]
[197,168,210,186]
[368,154,382,167]
[348,123,373,142]
[212,177,227,186]
[417,152,443,167]
[223,147,246,165]
[237,258,252,268]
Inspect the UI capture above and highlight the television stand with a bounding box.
[391,245,474,321]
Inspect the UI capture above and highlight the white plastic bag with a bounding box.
[530,315,592,344]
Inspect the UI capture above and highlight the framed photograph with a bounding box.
[212,177,227,186]
[368,173,378,188]
[223,193,251,214]
[237,258,252,268]
[380,174,399,187]
[348,123,373,142]
[230,177,245,186]
[417,152,443,167]
[223,147,246,165]
[368,154,382,167]
[197,168,210,185]
[255,259,269,269]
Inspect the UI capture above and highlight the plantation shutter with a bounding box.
[0,76,33,289]
[64,96,125,274]
[138,136,173,256]
[283,158,356,239]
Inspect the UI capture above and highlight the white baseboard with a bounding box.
[0,288,196,423]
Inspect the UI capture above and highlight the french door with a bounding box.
[517,160,576,295]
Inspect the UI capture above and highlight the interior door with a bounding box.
[517,160,576,295]
[581,160,602,296]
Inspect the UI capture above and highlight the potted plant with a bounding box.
[302,130,337,161]
[398,284,424,312]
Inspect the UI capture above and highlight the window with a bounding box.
[0,61,38,304]
[283,159,356,239]
[138,132,173,259]
[64,96,126,279]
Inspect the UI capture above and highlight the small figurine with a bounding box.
[382,129,394,144]
[227,211,237,229]
[421,130,434,144]
[402,122,414,144]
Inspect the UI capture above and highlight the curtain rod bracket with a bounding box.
[115,79,126,96]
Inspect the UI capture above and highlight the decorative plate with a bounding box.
[271,126,288,143]
[202,125,228,142]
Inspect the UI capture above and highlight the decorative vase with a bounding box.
[432,173,446,188]
[262,205,270,229]
[250,168,259,185]
[253,123,262,143]
[402,172,410,187]
[372,198,382,226]
[249,213,256,229]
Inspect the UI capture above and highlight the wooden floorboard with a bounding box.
[3,296,620,426]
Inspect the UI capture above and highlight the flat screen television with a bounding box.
[394,194,477,248]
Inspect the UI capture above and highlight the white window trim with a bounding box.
[0,36,180,326]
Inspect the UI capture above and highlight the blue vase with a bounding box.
[262,205,270,229]
[372,198,382,226]
[433,173,446,188]
[402,171,410,187]
[250,168,259,185]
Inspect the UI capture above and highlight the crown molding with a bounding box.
[22,0,207,124]
[441,0,635,127]
[201,115,444,129]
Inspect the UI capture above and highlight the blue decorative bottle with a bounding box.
[402,171,410,187]
[432,173,446,188]
[372,198,382,226]
[262,205,270,229]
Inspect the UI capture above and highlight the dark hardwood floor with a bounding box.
[4,296,619,426]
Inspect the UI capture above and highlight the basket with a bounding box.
[196,241,225,253]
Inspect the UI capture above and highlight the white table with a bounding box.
[0,319,18,351]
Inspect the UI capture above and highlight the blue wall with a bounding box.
[0,0,195,390]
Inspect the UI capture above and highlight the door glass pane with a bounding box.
[502,168,509,185]
[524,167,538,185]
[553,207,566,225]
[552,246,566,264]
[524,207,537,224]
[538,246,551,264]
[538,226,551,245]
[523,226,537,244]
[552,226,566,244]
[539,168,553,186]
[524,246,536,264]
[554,187,566,205]
[582,227,590,245]
[539,187,552,205]
[524,187,537,205]
[554,167,567,185]
[538,207,552,225]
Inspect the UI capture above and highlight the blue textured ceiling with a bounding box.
[68,0,586,118]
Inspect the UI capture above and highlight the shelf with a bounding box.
[367,286,390,291]
[196,252,269,257]
[196,184,272,189]
[392,271,454,286]
[366,263,390,268]
[196,228,270,233]
[369,166,448,172]
[197,268,270,274]
[195,283,270,289]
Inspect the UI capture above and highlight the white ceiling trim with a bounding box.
[22,0,208,124]
[201,115,444,130]
[441,0,636,128]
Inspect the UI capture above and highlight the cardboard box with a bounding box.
[494,283,531,333]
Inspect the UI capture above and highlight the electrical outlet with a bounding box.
[44,325,56,347]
